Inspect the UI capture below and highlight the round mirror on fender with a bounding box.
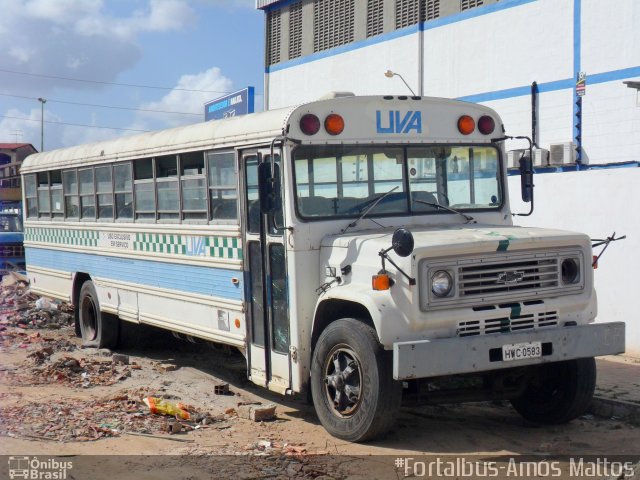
[392,228,414,257]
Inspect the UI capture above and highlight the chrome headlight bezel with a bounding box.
[431,270,453,297]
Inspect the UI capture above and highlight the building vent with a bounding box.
[288,2,303,60]
[266,9,281,65]
[367,0,384,38]
[395,0,422,29]
[461,0,484,11]
[549,142,576,165]
[425,0,440,20]
[313,0,355,53]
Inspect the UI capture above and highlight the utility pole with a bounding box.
[38,97,46,151]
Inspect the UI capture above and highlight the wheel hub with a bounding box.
[323,346,363,417]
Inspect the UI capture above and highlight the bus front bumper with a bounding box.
[392,322,625,380]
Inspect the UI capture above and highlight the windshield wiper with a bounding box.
[412,198,475,224]
[341,186,399,234]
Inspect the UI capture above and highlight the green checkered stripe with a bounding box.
[25,227,98,247]
[206,236,243,260]
[133,233,186,254]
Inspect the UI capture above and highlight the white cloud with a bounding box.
[137,67,233,129]
[0,0,197,94]
[0,107,62,151]
[198,0,255,9]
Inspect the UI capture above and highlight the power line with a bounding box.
[0,68,233,94]
[0,68,265,97]
[0,92,201,116]
[0,114,150,133]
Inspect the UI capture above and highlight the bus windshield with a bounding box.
[293,145,502,219]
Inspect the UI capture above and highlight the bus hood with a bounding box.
[320,223,591,265]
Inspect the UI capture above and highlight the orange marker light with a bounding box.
[593,255,598,269]
[458,115,475,135]
[324,114,345,135]
[372,274,392,291]
[235,318,241,329]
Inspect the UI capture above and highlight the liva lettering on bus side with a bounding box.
[376,110,422,134]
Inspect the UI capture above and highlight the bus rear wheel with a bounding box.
[78,280,119,349]
[510,357,596,424]
[311,318,401,442]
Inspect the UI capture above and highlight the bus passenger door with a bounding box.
[242,151,291,394]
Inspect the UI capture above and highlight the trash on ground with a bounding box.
[144,397,192,420]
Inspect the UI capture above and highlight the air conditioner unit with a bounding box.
[506,149,526,169]
[549,142,576,165]
[533,148,549,167]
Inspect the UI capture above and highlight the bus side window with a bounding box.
[207,151,238,222]
[24,174,38,218]
[63,170,79,219]
[180,151,207,221]
[114,163,133,220]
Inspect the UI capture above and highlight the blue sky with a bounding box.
[0,0,264,151]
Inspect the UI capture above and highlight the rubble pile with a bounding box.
[0,275,74,331]
[4,353,133,388]
[0,390,229,443]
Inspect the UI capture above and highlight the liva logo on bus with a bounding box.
[375,110,422,134]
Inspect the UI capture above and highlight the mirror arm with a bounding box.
[378,250,416,286]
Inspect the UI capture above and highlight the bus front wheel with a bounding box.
[311,318,401,442]
[510,357,596,424]
[78,280,119,349]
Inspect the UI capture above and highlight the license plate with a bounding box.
[502,341,542,362]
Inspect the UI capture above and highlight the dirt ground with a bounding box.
[1,282,639,479]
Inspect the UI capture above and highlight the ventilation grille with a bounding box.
[458,258,560,297]
[288,2,303,59]
[461,0,484,11]
[367,0,384,37]
[396,0,422,28]
[313,0,355,53]
[458,311,559,337]
[425,0,440,20]
[266,9,281,65]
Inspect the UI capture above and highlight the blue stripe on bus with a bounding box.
[25,247,244,301]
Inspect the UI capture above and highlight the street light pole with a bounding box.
[384,70,417,96]
[37,97,46,151]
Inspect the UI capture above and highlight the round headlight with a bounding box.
[561,258,580,284]
[431,270,453,297]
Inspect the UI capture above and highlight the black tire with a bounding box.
[311,318,402,442]
[78,280,119,349]
[510,357,596,424]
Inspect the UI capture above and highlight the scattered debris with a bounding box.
[214,382,229,395]
[112,353,130,365]
[144,397,192,420]
[238,403,277,422]
[156,363,178,372]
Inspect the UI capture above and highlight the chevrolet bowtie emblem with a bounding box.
[496,271,525,284]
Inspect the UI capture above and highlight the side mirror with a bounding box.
[519,154,534,203]
[258,162,281,214]
[392,228,414,257]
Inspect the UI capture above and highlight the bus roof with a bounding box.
[21,96,500,173]
[21,105,294,173]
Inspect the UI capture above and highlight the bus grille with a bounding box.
[458,258,559,297]
[458,310,558,337]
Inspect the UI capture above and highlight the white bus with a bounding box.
[21,95,624,441]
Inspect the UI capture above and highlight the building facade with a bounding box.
[257,0,640,353]
[0,143,37,210]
